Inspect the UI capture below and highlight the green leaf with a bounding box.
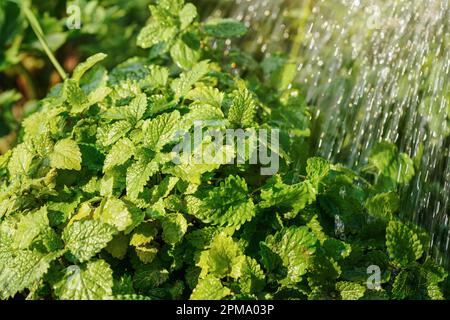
[390,260,446,300]
[80,64,108,92]
[0,150,12,171]
[260,226,318,284]
[62,220,115,262]
[126,93,147,124]
[126,159,158,199]
[94,198,133,232]
[142,110,181,151]
[186,86,224,109]
[369,142,415,185]
[86,87,112,109]
[137,22,176,49]
[158,0,184,12]
[80,144,103,171]
[190,276,231,300]
[22,107,62,141]
[135,245,159,264]
[165,162,218,185]
[103,138,135,172]
[322,238,351,261]
[0,249,60,299]
[203,19,248,38]
[170,39,200,70]
[187,175,255,228]
[179,3,197,29]
[365,192,400,221]
[8,143,34,177]
[149,176,179,204]
[182,104,225,129]
[336,281,366,300]
[171,60,210,98]
[260,176,316,215]
[130,222,158,247]
[163,135,234,184]
[47,195,83,226]
[126,153,172,199]
[50,139,82,171]
[239,257,266,294]
[72,53,108,82]
[147,66,169,88]
[227,83,256,127]
[112,294,152,300]
[197,233,245,279]
[391,270,414,300]
[136,1,181,51]
[63,80,89,114]
[97,121,132,147]
[54,260,113,300]
[161,213,188,245]
[105,233,129,259]
[133,263,169,290]
[100,166,127,197]
[386,220,423,267]
[306,157,330,186]
[13,206,49,249]
[185,227,220,251]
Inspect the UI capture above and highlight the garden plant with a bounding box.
[0,0,448,300]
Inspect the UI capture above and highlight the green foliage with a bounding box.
[62,220,115,263]
[54,260,113,300]
[197,233,245,279]
[187,175,255,229]
[261,226,318,284]
[190,276,231,300]
[227,83,257,128]
[0,0,446,301]
[50,139,82,171]
[336,281,367,300]
[386,220,424,268]
[367,142,415,189]
[203,18,248,38]
[0,0,150,147]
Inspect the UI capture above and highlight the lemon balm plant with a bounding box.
[0,0,447,300]
[0,0,150,151]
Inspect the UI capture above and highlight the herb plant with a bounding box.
[0,0,149,151]
[0,0,447,300]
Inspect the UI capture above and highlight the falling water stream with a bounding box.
[201,0,450,265]
[296,0,450,265]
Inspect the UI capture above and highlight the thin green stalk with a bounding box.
[289,0,312,62]
[22,5,67,80]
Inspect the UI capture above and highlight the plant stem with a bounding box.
[22,5,67,81]
[289,0,312,62]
